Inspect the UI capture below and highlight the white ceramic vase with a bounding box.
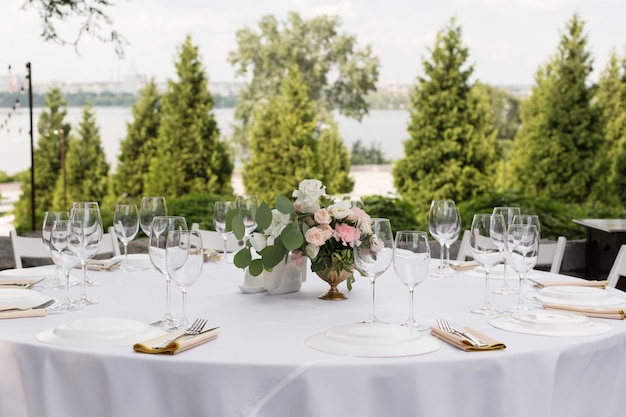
[263,256,307,295]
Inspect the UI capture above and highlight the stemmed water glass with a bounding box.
[213,201,234,264]
[166,229,203,329]
[148,215,188,328]
[140,196,168,238]
[393,230,430,330]
[506,224,539,311]
[354,218,394,323]
[113,204,140,271]
[443,207,461,273]
[48,219,83,312]
[235,195,258,241]
[428,200,458,277]
[492,207,521,295]
[42,210,69,289]
[513,214,541,239]
[470,213,505,315]
[70,202,103,305]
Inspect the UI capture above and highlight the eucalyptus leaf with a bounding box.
[256,202,272,230]
[249,259,264,276]
[260,245,287,269]
[232,212,245,240]
[276,195,295,214]
[233,247,252,268]
[225,208,240,233]
[281,223,304,250]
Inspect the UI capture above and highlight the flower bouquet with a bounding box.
[228,179,373,299]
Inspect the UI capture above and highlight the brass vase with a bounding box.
[316,265,353,301]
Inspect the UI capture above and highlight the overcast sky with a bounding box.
[2,0,626,87]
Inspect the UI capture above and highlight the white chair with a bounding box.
[456,230,472,261]
[191,223,243,253]
[10,226,51,269]
[103,226,121,257]
[607,244,626,288]
[537,236,567,274]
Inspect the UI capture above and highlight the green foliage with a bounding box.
[350,140,390,165]
[229,11,379,160]
[109,79,161,202]
[166,192,235,231]
[145,36,233,197]
[361,195,421,233]
[473,83,521,140]
[54,101,110,205]
[509,14,602,204]
[393,18,499,215]
[0,170,14,183]
[315,117,354,195]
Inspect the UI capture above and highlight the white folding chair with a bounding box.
[537,236,567,274]
[607,244,626,288]
[191,223,243,253]
[9,226,51,269]
[456,230,472,261]
[103,226,121,257]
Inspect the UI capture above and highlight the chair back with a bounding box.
[9,227,51,269]
[103,226,121,257]
[537,236,567,274]
[456,230,472,261]
[607,244,626,288]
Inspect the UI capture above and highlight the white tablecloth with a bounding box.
[1,261,626,417]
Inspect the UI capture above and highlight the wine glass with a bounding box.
[469,213,505,315]
[166,230,203,329]
[70,202,103,304]
[148,215,188,328]
[506,224,539,311]
[513,214,541,239]
[428,200,457,276]
[213,201,234,264]
[393,230,430,330]
[140,196,168,238]
[42,211,69,289]
[492,207,521,295]
[443,207,461,274]
[48,219,83,312]
[235,195,258,240]
[113,204,140,271]
[354,218,394,323]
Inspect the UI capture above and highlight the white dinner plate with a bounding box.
[532,286,626,306]
[111,254,153,270]
[0,268,50,282]
[36,317,165,348]
[0,288,41,306]
[489,310,612,336]
[465,264,544,280]
[305,322,441,357]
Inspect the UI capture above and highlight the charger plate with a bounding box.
[305,322,440,357]
[489,310,612,336]
[36,317,164,348]
[532,286,626,307]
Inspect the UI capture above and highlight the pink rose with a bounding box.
[334,223,361,247]
[320,223,334,239]
[347,206,371,224]
[291,250,305,267]
[305,227,326,247]
[314,208,331,225]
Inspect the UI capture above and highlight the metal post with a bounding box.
[27,62,35,231]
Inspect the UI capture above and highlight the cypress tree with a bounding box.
[509,14,602,204]
[55,101,109,205]
[110,79,161,201]
[315,116,354,196]
[145,36,232,197]
[392,18,498,213]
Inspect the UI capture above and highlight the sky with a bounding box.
[2,0,626,87]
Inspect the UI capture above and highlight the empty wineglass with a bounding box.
[140,196,168,237]
[492,207,521,295]
[506,224,539,311]
[48,219,83,312]
[70,202,103,304]
[470,213,505,315]
[235,195,258,240]
[512,214,541,239]
[213,201,234,264]
[42,211,69,289]
[166,230,203,329]
[148,215,188,328]
[443,207,461,274]
[428,200,457,277]
[113,204,140,271]
[354,218,394,323]
[393,230,430,330]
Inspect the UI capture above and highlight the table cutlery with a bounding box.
[436,318,488,347]
[0,277,47,289]
[154,318,207,349]
[0,299,56,312]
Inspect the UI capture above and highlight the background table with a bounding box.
[1,261,626,417]
[573,218,626,279]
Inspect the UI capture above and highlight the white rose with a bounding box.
[305,243,320,259]
[327,200,352,219]
[293,179,326,213]
[264,209,291,240]
[250,233,267,252]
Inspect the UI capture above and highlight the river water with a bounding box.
[0,107,409,176]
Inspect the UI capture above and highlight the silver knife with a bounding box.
[450,323,488,347]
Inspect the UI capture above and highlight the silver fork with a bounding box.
[0,299,56,312]
[154,318,207,349]
[437,318,487,347]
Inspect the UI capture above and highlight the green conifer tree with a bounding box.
[55,101,109,205]
[145,36,232,197]
[315,116,354,195]
[392,18,498,213]
[509,14,602,204]
[109,79,161,201]
[242,67,320,203]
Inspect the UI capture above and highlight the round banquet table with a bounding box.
[1,260,626,417]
